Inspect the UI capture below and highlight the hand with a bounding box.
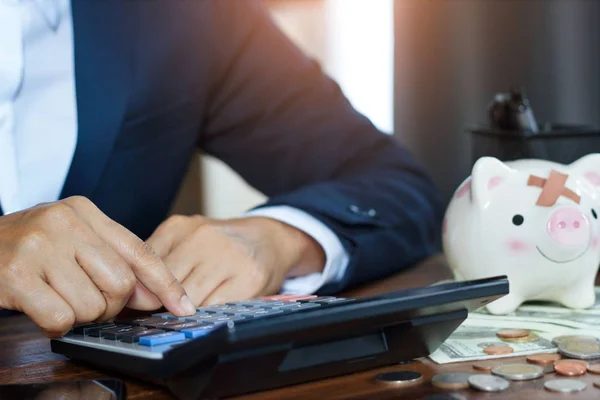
[133,215,326,308]
[0,196,196,338]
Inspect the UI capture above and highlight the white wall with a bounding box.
[200,0,394,219]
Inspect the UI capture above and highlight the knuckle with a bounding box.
[3,262,30,285]
[64,195,94,210]
[111,271,137,298]
[16,229,50,253]
[132,240,161,267]
[166,214,188,227]
[37,202,77,226]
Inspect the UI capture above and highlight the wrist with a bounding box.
[245,217,326,278]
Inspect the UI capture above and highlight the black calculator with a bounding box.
[51,276,509,400]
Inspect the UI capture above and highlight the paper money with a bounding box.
[427,283,600,364]
[428,317,573,364]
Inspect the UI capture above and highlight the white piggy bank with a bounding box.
[443,154,600,314]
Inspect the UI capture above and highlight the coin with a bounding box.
[558,340,600,360]
[472,362,496,372]
[552,335,599,346]
[554,360,587,376]
[484,345,514,355]
[375,371,423,386]
[491,364,544,381]
[501,332,540,343]
[544,379,587,393]
[594,380,600,389]
[468,374,510,392]
[527,353,561,366]
[555,359,589,368]
[588,364,600,374]
[431,373,472,389]
[496,329,529,339]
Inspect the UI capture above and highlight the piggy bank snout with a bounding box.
[547,207,590,247]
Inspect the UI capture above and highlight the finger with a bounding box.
[203,274,260,306]
[15,277,75,338]
[45,257,107,324]
[126,281,162,311]
[181,264,231,306]
[74,243,136,321]
[146,216,198,259]
[64,197,196,316]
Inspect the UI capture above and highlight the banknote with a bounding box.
[428,317,578,364]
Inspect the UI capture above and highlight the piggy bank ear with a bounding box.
[471,157,513,208]
[570,153,600,188]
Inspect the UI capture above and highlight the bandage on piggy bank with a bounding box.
[443,154,600,314]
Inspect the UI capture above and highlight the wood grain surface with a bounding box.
[2,255,600,399]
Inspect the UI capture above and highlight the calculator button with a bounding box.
[273,303,322,311]
[143,319,197,329]
[233,309,284,318]
[114,316,164,325]
[161,322,206,331]
[151,312,179,319]
[85,324,122,337]
[138,332,186,346]
[101,326,145,340]
[229,300,267,306]
[280,295,318,302]
[180,325,217,338]
[137,318,182,328]
[118,329,166,343]
[73,323,118,336]
[308,297,354,304]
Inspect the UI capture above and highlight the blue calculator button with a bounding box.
[180,326,215,338]
[139,332,186,346]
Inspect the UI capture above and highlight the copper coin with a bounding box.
[496,329,529,339]
[484,346,514,355]
[588,364,600,374]
[527,353,561,366]
[556,359,589,368]
[554,360,587,376]
[473,362,496,372]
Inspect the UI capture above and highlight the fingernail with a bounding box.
[180,294,196,315]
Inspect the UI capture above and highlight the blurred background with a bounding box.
[172,0,600,217]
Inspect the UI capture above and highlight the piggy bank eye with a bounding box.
[592,209,598,220]
[512,214,524,226]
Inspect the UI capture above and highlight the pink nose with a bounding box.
[547,207,590,246]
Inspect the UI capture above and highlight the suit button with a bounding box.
[367,209,377,217]
[349,205,360,213]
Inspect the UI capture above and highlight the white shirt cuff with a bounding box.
[244,205,350,295]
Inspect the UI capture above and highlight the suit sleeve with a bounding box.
[200,0,444,293]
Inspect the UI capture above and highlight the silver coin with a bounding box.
[431,373,472,389]
[552,335,599,346]
[468,374,510,392]
[544,379,587,393]
[491,363,544,381]
[558,340,600,360]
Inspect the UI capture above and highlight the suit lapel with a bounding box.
[60,0,136,199]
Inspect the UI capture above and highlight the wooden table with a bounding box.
[2,255,600,399]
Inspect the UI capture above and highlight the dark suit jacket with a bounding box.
[0,0,443,295]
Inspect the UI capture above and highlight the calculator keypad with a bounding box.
[67,295,352,352]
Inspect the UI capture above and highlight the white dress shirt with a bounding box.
[0,0,349,295]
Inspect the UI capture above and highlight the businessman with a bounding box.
[0,0,443,338]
